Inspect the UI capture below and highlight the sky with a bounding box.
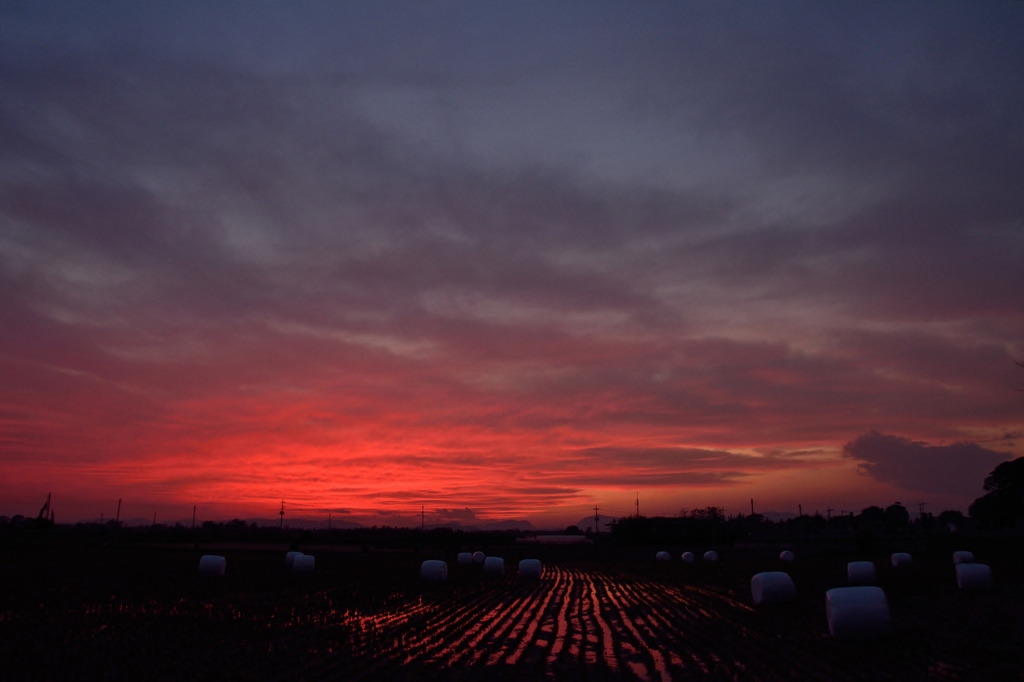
[2,1,1023,528]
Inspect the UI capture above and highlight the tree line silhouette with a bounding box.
[3,457,1022,545]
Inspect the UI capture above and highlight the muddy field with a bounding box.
[1,543,1022,680]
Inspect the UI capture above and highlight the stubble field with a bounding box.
[1,542,1022,680]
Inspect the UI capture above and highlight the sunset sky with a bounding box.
[2,1,1023,528]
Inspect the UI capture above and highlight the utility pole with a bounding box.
[635,493,640,518]
[826,506,833,521]
[279,500,285,529]
[115,498,121,526]
[593,506,600,535]
[917,502,927,518]
[798,504,802,517]
[750,498,755,516]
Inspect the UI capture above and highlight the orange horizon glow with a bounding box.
[4,359,1019,527]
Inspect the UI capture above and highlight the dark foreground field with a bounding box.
[1,541,1022,680]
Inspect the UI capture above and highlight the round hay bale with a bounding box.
[472,551,485,565]
[952,550,974,565]
[457,552,473,565]
[285,551,303,569]
[656,551,671,562]
[826,586,891,639]
[681,552,695,564]
[956,563,993,590]
[703,550,719,562]
[779,550,795,562]
[292,554,315,575]
[891,552,913,568]
[483,556,505,577]
[751,571,796,606]
[420,559,448,581]
[198,555,226,576]
[518,559,542,579]
[847,561,876,585]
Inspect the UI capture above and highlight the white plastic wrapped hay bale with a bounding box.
[891,552,913,568]
[751,571,796,605]
[656,551,671,562]
[483,556,505,577]
[420,559,448,581]
[956,563,993,590]
[457,552,473,565]
[779,550,795,562]
[703,550,718,562]
[285,551,303,569]
[198,555,226,576]
[292,554,315,575]
[826,586,891,639]
[681,552,695,564]
[472,551,485,565]
[847,561,876,585]
[952,550,974,565]
[518,559,542,579]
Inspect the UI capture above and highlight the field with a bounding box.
[1,541,1022,680]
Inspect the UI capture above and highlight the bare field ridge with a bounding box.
[1,544,1022,680]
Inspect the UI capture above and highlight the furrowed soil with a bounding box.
[1,543,1022,680]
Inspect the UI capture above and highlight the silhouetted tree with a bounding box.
[969,456,1024,528]
[937,509,965,532]
[689,506,725,522]
[858,506,885,530]
[884,503,910,532]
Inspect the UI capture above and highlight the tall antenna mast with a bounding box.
[593,506,600,534]
[279,500,285,529]
[635,493,640,518]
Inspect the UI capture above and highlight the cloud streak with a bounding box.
[1,1,1023,523]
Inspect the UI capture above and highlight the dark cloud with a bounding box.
[519,446,812,489]
[843,432,1010,496]
[435,507,478,521]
